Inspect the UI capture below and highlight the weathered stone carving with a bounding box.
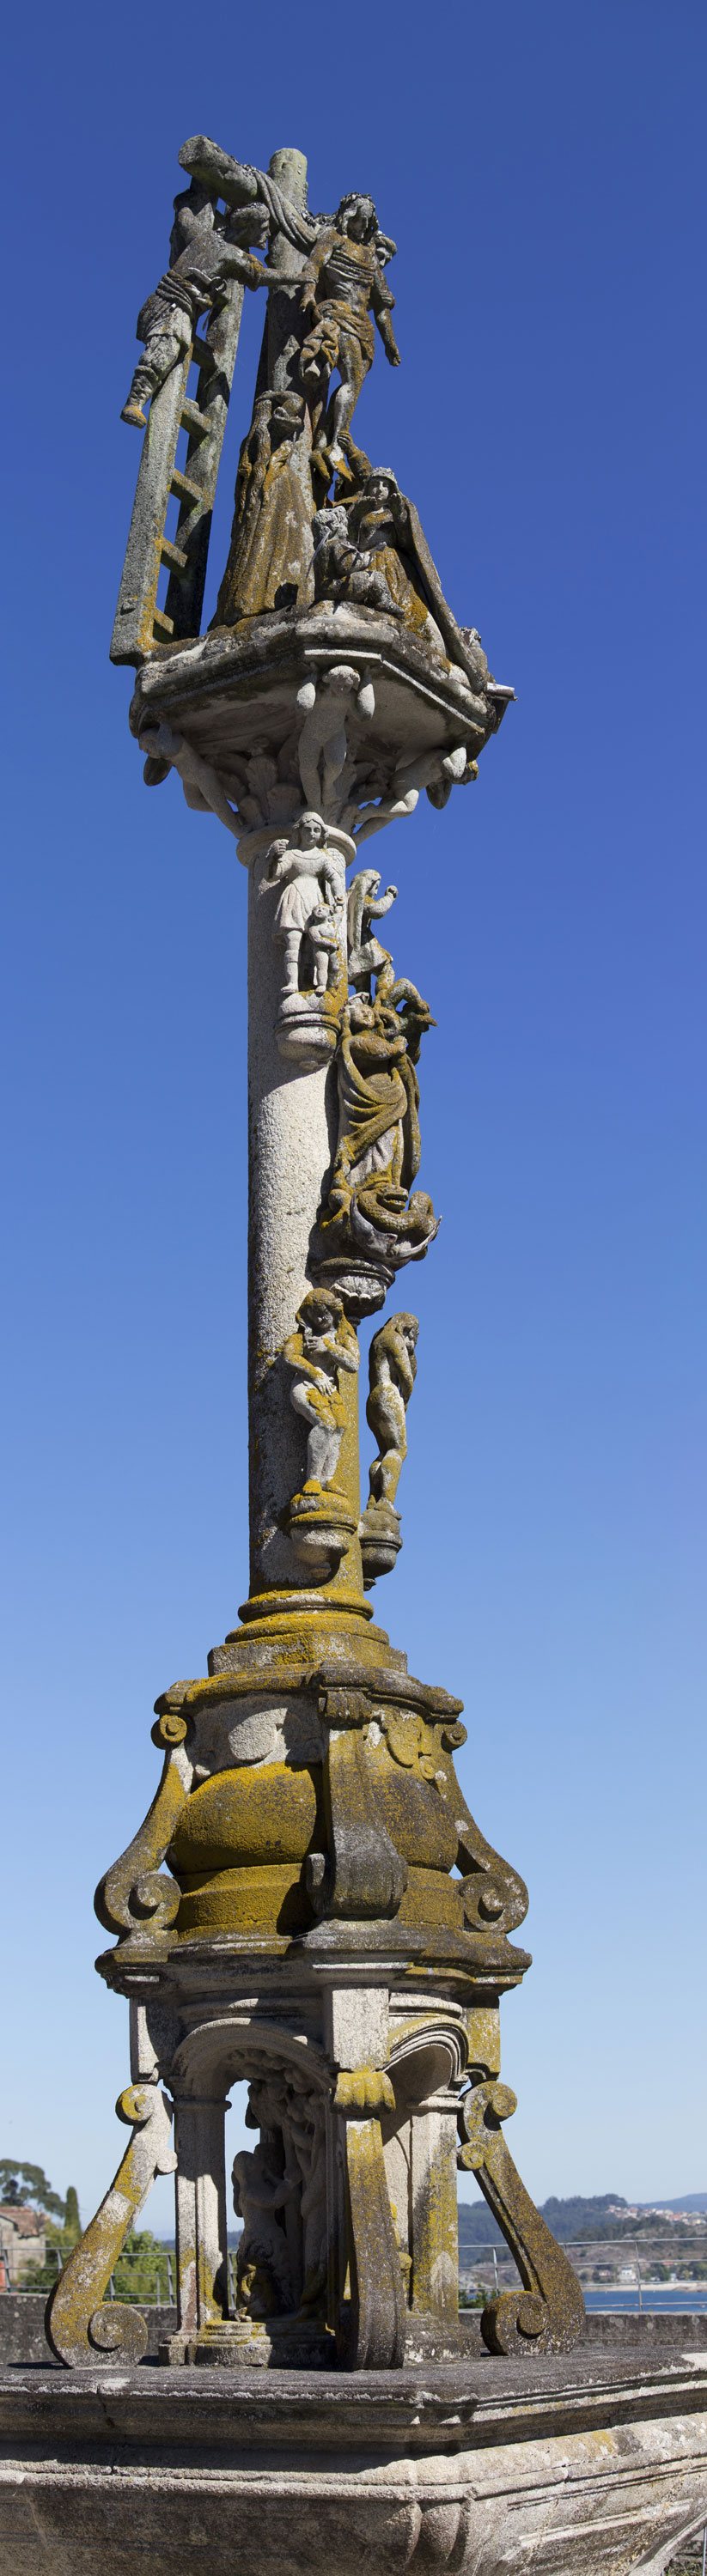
[347,866,398,989]
[232,2137,296,2318]
[94,1704,192,1953]
[299,196,399,486]
[314,960,438,1317]
[215,389,315,623]
[282,1289,359,1571]
[54,131,592,2424]
[260,812,345,1062]
[332,2067,405,2369]
[121,181,267,428]
[296,665,375,817]
[458,2078,586,2355]
[306,1684,408,1923]
[46,2084,176,2366]
[359,1312,418,1584]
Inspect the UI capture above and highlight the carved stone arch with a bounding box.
[387,2022,469,2105]
[169,2013,332,2100]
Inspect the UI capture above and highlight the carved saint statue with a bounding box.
[347,868,398,991]
[314,466,492,694]
[283,1288,359,1493]
[121,181,267,428]
[316,961,439,1289]
[261,813,344,999]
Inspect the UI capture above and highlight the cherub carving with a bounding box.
[232,2141,296,2318]
[261,814,343,998]
[121,181,267,428]
[283,1288,359,1492]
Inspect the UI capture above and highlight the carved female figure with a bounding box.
[283,1288,359,1492]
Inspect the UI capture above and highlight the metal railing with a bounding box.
[39,2233,707,2311]
[458,2234,707,2312]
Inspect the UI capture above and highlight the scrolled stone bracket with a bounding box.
[94,1701,193,1953]
[306,1685,408,1921]
[451,1783,529,1939]
[332,2067,405,2369]
[458,2078,585,2355]
[45,2082,177,2367]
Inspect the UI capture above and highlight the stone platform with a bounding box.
[2,2347,706,2575]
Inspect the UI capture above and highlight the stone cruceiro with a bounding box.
[13,122,702,2576]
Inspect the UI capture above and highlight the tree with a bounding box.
[63,2187,81,2243]
[0,2160,64,2217]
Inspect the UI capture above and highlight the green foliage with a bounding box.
[111,2229,172,2303]
[63,2187,81,2244]
[0,2160,64,2217]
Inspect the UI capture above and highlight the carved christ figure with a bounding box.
[299,194,400,482]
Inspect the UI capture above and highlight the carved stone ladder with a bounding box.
[110,277,245,665]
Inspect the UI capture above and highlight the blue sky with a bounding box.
[3,0,705,2233]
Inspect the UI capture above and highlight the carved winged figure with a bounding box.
[262,814,344,998]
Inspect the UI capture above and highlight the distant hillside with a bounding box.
[458,2190,706,2251]
[459,2194,627,2249]
[638,2195,707,2215]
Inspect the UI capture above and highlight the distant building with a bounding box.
[0,2206,46,2284]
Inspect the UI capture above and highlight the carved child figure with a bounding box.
[232,2142,295,2318]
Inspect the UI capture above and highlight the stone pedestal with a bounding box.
[3,2353,706,2575]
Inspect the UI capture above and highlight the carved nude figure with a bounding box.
[365,1314,418,1510]
[232,2142,295,2318]
[283,1288,359,1492]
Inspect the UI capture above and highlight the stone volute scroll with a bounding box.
[49,125,587,2394]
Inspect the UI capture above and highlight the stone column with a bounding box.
[409,2090,462,2332]
[171,2093,229,2344]
[243,840,367,1620]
